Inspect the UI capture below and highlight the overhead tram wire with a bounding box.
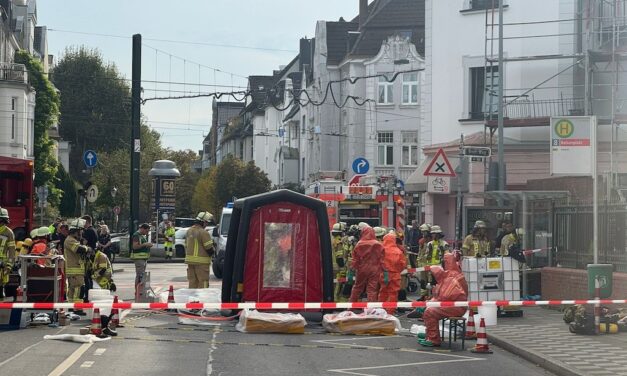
[47,28,298,53]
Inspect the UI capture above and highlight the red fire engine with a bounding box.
[0,156,34,240]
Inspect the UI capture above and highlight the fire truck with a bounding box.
[306,173,406,231]
[0,156,34,240]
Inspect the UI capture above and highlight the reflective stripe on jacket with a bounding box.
[185,225,213,265]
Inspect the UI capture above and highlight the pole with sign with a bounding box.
[148,160,181,247]
[550,116,597,262]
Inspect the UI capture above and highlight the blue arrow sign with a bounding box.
[83,150,98,168]
[352,157,370,175]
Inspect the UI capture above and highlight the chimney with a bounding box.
[359,0,369,29]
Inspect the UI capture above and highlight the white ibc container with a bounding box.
[478,306,498,326]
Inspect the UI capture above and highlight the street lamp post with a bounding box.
[111,186,118,232]
[377,176,405,229]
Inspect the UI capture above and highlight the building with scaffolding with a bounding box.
[412,0,627,246]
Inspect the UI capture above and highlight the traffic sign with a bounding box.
[463,146,492,158]
[83,150,98,168]
[113,206,121,215]
[423,148,456,177]
[352,157,370,175]
[86,185,99,203]
[348,174,364,186]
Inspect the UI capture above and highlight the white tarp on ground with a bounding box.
[158,288,224,325]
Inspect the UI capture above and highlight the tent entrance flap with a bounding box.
[242,201,322,303]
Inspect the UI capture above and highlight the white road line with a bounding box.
[328,358,483,376]
[48,342,93,376]
[93,348,106,356]
[206,325,219,376]
[0,327,66,368]
[80,361,94,368]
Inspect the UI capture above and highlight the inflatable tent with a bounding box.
[222,190,333,304]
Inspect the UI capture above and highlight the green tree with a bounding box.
[90,125,166,222]
[192,156,271,217]
[166,149,200,217]
[51,47,132,178]
[15,50,61,205]
[55,165,78,217]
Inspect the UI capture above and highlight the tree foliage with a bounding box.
[192,155,271,217]
[55,164,78,217]
[15,50,61,205]
[51,47,132,178]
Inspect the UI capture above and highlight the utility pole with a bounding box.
[497,0,505,191]
[455,134,464,244]
[130,34,142,243]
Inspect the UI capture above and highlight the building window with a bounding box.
[10,97,17,141]
[378,75,394,104]
[465,0,503,11]
[377,131,394,166]
[402,73,418,105]
[301,157,305,181]
[469,66,499,120]
[239,141,244,159]
[401,131,419,166]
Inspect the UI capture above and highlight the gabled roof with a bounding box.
[348,0,425,58]
[326,21,359,65]
[243,75,276,114]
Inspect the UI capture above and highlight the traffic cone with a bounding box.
[110,296,121,329]
[167,285,175,303]
[470,318,493,354]
[465,309,477,340]
[90,308,103,337]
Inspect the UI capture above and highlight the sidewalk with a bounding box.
[489,307,627,376]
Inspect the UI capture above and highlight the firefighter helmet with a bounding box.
[36,226,51,237]
[196,211,214,223]
[358,222,370,230]
[331,223,343,233]
[374,227,386,238]
[30,229,38,238]
[419,223,431,232]
[68,218,87,230]
[22,238,33,248]
[0,207,8,220]
[430,225,443,234]
[473,220,487,229]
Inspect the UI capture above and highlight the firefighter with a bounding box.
[19,238,32,255]
[0,207,16,299]
[64,218,88,314]
[331,223,350,302]
[500,228,523,256]
[462,220,491,257]
[163,220,175,260]
[349,226,384,302]
[416,223,432,298]
[419,252,468,347]
[91,247,115,291]
[378,232,406,314]
[31,227,51,266]
[426,225,449,266]
[185,212,214,288]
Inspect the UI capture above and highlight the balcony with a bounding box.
[0,63,28,84]
[485,95,584,129]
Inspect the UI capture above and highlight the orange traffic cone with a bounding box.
[167,285,175,311]
[465,309,477,340]
[110,296,121,329]
[470,318,493,354]
[90,308,103,337]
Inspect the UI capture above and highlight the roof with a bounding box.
[326,21,359,65]
[348,0,425,58]
[244,75,276,114]
[283,104,300,122]
[423,132,490,152]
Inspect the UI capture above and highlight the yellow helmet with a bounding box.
[16,241,23,249]
[22,238,33,248]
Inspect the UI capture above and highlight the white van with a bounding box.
[211,203,233,278]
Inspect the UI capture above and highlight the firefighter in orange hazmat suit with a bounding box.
[378,232,407,314]
[419,252,468,347]
[349,226,384,302]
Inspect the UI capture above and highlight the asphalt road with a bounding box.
[0,263,555,376]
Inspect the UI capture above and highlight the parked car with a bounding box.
[211,203,233,279]
[174,227,189,258]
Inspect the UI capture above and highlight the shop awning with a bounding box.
[404,159,430,192]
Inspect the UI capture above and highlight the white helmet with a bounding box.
[196,211,214,223]
[331,223,343,233]
[515,228,525,236]
[68,218,86,230]
[36,226,51,237]
[0,207,8,221]
[430,225,443,234]
[474,220,487,229]
[419,223,431,232]
[358,222,370,230]
[374,227,386,238]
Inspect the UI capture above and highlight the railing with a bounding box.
[0,63,27,84]
[483,95,584,120]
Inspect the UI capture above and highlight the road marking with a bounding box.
[206,325,220,376]
[80,361,94,368]
[48,342,93,376]
[93,348,106,356]
[313,337,477,359]
[0,327,66,368]
[328,358,483,376]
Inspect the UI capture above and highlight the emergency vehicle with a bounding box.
[0,156,34,240]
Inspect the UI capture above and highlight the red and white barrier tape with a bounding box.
[1,299,626,311]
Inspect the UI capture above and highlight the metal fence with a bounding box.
[554,202,627,272]
[503,95,585,119]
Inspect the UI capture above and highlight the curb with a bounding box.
[489,332,585,376]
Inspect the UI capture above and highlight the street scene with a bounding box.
[0,0,627,375]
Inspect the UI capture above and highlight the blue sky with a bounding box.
[37,1,359,151]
